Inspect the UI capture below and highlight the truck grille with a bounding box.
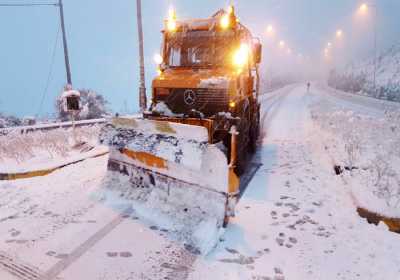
[164,88,229,116]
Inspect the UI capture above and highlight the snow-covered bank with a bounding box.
[0,125,104,173]
[328,43,400,102]
[310,89,400,218]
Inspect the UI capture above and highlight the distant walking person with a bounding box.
[307,82,311,93]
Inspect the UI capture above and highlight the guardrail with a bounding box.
[0,118,106,136]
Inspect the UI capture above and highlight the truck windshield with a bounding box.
[166,31,235,68]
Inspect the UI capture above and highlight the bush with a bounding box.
[0,125,102,163]
[311,104,400,211]
[0,113,22,128]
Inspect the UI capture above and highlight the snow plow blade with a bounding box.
[99,117,239,254]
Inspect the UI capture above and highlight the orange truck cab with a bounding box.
[147,6,262,173]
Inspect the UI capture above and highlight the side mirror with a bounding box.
[254,42,262,64]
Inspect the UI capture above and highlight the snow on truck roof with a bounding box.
[163,9,252,36]
[61,90,80,98]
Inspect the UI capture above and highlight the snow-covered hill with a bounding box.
[328,42,400,101]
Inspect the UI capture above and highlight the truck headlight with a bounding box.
[233,43,249,68]
[220,14,230,29]
[166,7,177,32]
[167,20,177,32]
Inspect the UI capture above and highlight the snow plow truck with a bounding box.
[100,6,262,249]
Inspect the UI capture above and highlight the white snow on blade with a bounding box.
[199,76,229,88]
[101,116,230,193]
[152,102,183,117]
[112,117,209,143]
[110,142,229,194]
[217,112,234,118]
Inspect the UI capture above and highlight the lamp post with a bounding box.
[266,24,274,35]
[359,2,378,97]
[58,0,72,86]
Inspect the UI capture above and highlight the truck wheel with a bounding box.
[248,109,260,153]
[235,111,250,175]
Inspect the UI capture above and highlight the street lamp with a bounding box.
[359,3,368,13]
[336,29,343,38]
[266,24,274,34]
[279,40,285,48]
[357,2,378,97]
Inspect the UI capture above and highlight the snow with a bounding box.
[310,83,400,218]
[0,125,106,173]
[189,84,400,280]
[331,43,400,101]
[99,170,227,255]
[61,90,80,98]
[101,119,229,192]
[0,145,108,174]
[152,101,183,117]
[98,117,233,254]
[1,83,400,279]
[199,76,229,88]
[0,118,106,136]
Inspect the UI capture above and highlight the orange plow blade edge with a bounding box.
[99,117,239,254]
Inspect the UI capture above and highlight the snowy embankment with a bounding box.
[0,125,107,174]
[329,43,400,101]
[310,84,400,218]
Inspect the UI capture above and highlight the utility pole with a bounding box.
[58,0,72,86]
[136,0,147,112]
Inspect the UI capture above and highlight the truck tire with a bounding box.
[235,108,251,175]
[248,106,260,153]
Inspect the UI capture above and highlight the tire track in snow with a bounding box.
[42,207,134,280]
[153,90,295,280]
[0,251,43,280]
[259,89,291,142]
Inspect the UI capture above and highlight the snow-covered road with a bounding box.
[1,84,399,280]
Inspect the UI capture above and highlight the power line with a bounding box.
[37,25,60,117]
[0,2,57,7]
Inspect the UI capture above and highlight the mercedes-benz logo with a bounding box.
[183,89,196,106]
